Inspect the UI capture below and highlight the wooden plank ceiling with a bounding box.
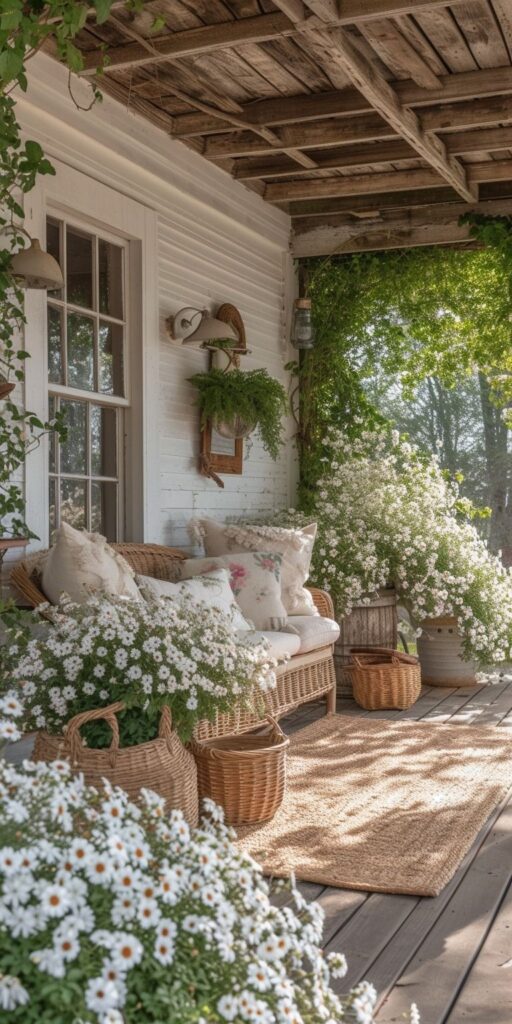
[62,0,512,256]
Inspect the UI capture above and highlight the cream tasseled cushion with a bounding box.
[42,523,140,605]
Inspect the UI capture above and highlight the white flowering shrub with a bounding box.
[0,758,380,1024]
[266,429,512,665]
[5,593,276,746]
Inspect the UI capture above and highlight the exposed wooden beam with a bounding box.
[234,126,512,180]
[205,114,395,159]
[292,195,512,257]
[335,0,466,23]
[290,19,475,200]
[205,95,512,161]
[284,180,512,218]
[234,139,417,179]
[80,12,296,75]
[422,95,512,133]
[265,159,512,203]
[265,167,447,202]
[294,222,477,256]
[168,67,512,138]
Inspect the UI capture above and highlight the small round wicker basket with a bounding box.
[191,717,289,826]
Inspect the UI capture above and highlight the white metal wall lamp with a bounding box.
[166,306,239,347]
[5,225,64,290]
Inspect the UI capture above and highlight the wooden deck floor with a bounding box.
[279,680,512,1024]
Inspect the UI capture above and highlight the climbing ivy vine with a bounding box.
[0,0,118,539]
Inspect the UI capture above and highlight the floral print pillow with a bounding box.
[180,552,288,631]
[190,518,318,616]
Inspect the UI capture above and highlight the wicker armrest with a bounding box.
[307,586,335,619]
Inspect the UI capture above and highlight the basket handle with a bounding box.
[66,700,124,768]
[350,654,401,669]
[158,704,173,741]
[265,714,285,743]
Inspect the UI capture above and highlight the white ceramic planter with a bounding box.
[214,416,255,440]
[417,616,478,687]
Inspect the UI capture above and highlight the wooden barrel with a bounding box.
[335,589,398,696]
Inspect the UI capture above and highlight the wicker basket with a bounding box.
[33,701,199,826]
[191,717,289,826]
[348,647,421,711]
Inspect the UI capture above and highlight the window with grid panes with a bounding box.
[46,216,128,541]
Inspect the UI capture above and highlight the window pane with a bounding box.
[49,477,57,539]
[48,306,64,384]
[67,312,94,390]
[99,321,124,396]
[60,479,86,532]
[46,218,63,300]
[91,405,117,477]
[91,481,118,540]
[99,240,123,319]
[60,400,87,475]
[67,227,93,308]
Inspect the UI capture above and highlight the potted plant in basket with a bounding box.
[1,591,277,820]
[188,367,288,458]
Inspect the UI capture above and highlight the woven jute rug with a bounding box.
[236,714,512,897]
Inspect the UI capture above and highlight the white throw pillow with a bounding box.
[136,569,251,631]
[191,517,318,616]
[42,522,140,605]
[180,552,288,631]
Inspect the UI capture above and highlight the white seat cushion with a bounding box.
[287,615,340,654]
[237,629,301,660]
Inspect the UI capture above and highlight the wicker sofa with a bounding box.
[10,542,337,741]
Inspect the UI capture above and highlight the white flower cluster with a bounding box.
[311,428,512,664]
[262,429,512,666]
[0,691,23,746]
[0,758,378,1024]
[8,592,277,742]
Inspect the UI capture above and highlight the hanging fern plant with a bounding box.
[189,367,288,460]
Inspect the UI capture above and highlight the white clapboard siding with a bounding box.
[3,52,295,595]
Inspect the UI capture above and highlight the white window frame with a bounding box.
[23,158,159,550]
[47,212,130,541]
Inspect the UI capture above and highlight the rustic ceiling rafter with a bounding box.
[292,194,512,257]
[89,12,320,174]
[273,2,477,201]
[54,0,512,256]
[167,66,512,138]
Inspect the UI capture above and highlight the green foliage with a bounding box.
[189,367,288,461]
[297,244,512,512]
[0,0,114,538]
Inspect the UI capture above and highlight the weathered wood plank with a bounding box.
[291,20,476,200]
[328,893,418,992]
[359,18,441,89]
[376,800,512,1023]
[445,872,512,1023]
[80,12,296,74]
[265,167,445,202]
[169,67,512,137]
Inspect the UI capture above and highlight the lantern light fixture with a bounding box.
[166,306,239,348]
[7,227,64,290]
[291,297,315,350]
